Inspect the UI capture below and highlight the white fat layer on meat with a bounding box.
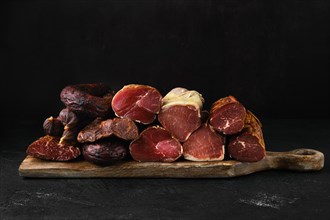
[183,145,225,161]
[161,87,204,112]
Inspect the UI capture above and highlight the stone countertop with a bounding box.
[0,119,329,220]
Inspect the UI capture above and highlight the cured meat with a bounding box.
[26,135,80,161]
[60,83,115,117]
[111,84,162,124]
[227,110,266,162]
[82,138,129,165]
[129,126,183,162]
[58,108,82,143]
[209,96,246,135]
[110,117,139,141]
[158,87,204,142]
[183,123,225,161]
[77,118,113,143]
[77,117,138,143]
[43,116,64,136]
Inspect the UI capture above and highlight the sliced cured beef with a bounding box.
[82,138,129,165]
[129,126,183,162]
[111,84,162,124]
[183,123,225,161]
[77,118,113,143]
[228,110,266,162]
[158,87,204,142]
[60,83,115,117]
[209,96,246,135]
[26,135,80,161]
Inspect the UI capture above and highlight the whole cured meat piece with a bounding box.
[82,138,129,165]
[209,96,246,135]
[77,118,113,143]
[129,126,183,162]
[158,87,204,142]
[111,84,162,124]
[183,123,225,161]
[228,110,266,162]
[26,135,80,161]
[60,83,115,117]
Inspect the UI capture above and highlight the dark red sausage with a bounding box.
[209,96,246,135]
[227,110,266,162]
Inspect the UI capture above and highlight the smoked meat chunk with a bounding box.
[158,87,204,142]
[227,110,266,162]
[209,96,246,135]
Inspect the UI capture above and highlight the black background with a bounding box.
[1,1,330,219]
[1,0,329,123]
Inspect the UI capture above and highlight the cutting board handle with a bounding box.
[266,148,324,171]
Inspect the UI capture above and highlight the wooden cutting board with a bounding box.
[18,148,324,178]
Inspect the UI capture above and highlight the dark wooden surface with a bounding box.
[0,119,329,219]
[18,149,324,178]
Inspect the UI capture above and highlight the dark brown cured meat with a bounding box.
[82,138,129,165]
[110,117,139,141]
[209,96,246,135]
[77,118,113,143]
[183,123,225,161]
[43,116,64,136]
[129,126,183,162]
[26,135,80,161]
[158,88,204,142]
[77,117,138,143]
[111,84,162,124]
[227,110,266,162]
[58,108,84,143]
[60,83,115,117]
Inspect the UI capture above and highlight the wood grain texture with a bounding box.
[18,148,324,178]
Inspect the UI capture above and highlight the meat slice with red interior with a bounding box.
[209,96,246,135]
[129,126,183,162]
[183,123,225,161]
[228,110,266,162]
[26,135,80,161]
[111,84,162,124]
[158,87,204,142]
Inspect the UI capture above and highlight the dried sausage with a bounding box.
[60,83,115,117]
